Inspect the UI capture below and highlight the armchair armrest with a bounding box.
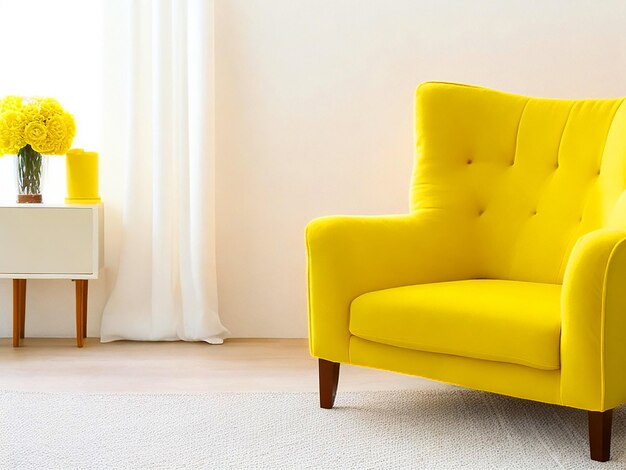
[306,211,474,363]
[561,229,626,411]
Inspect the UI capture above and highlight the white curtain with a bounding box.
[100,0,229,343]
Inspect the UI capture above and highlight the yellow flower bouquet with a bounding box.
[0,96,76,202]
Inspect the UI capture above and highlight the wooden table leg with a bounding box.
[75,280,88,348]
[12,280,18,347]
[12,279,26,347]
[19,280,26,339]
[82,280,88,339]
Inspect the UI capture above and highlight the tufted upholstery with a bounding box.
[307,83,626,461]
[412,82,626,283]
[306,82,626,417]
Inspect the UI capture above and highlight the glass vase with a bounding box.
[16,144,46,203]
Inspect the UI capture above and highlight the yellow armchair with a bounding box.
[307,82,626,462]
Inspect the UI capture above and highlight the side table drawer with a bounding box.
[0,207,94,275]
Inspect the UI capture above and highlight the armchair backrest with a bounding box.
[412,82,626,283]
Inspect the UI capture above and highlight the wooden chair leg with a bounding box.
[19,279,26,339]
[589,409,613,462]
[319,359,340,409]
[75,280,87,348]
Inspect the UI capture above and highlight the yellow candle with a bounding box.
[65,148,102,204]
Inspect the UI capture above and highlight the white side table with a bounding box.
[0,204,103,347]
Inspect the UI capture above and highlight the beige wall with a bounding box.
[1,0,625,339]
[213,0,626,337]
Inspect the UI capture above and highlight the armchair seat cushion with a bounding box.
[350,280,561,370]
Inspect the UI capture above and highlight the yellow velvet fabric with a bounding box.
[350,337,562,406]
[561,229,626,411]
[350,280,561,370]
[306,82,626,411]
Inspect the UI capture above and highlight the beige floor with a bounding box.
[0,338,450,393]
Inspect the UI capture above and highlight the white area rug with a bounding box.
[0,389,624,469]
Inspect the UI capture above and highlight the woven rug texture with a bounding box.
[0,389,624,469]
